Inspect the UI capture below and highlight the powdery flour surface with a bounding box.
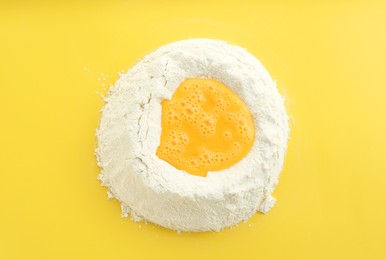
[96,39,289,232]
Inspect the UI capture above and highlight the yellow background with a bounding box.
[1,1,385,259]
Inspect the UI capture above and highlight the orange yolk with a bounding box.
[156,78,255,177]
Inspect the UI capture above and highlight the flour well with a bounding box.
[96,39,289,232]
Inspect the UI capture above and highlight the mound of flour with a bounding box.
[96,39,289,232]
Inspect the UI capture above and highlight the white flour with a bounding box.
[96,39,289,232]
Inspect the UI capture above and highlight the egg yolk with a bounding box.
[156,78,255,177]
